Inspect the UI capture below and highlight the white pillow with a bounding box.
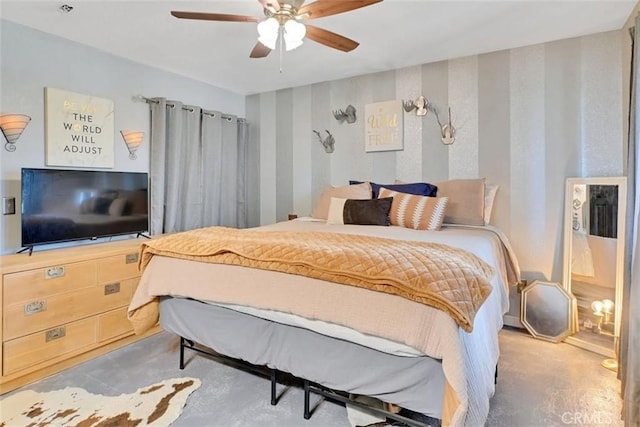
[326,198,348,224]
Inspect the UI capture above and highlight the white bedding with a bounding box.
[208,219,518,360]
[133,219,519,426]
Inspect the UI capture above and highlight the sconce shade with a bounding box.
[0,113,31,152]
[120,130,144,160]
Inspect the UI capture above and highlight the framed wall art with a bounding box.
[364,100,403,152]
[45,87,115,168]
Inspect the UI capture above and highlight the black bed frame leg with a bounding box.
[303,379,311,420]
[270,370,277,406]
[180,337,186,370]
[495,364,498,385]
[179,337,195,369]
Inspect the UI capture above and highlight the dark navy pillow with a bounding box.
[349,180,438,198]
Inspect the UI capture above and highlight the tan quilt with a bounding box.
[136,226,494,332]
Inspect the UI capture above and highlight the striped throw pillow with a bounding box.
[378,188,448,231]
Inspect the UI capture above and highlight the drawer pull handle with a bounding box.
[125,253,139,264]
[45,266,65,279]
[24,300,47,315]
[104,282,121,295]
[46,327,66,342]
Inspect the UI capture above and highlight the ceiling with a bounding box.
[1,1,637,95]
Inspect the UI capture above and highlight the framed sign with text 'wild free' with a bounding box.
[364,100,404,152]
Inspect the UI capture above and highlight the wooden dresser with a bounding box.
[0,239,160,394]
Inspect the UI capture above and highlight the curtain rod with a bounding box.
[132,94,245,122]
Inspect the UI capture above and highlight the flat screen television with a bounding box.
[21,168,149,249]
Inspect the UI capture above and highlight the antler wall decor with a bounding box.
[333,105,357,124]
[432,106,456,145]
[313,129,335,153]
[402,95,457,145]
[402,95,429,117]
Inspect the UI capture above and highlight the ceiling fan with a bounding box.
[170,0,383,58]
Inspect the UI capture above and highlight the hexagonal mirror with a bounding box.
[521,280,575,343]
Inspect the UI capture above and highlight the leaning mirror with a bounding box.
[521,280,574,343]
[562,177,626,359]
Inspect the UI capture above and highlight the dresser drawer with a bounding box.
[3,260,97,306]
[98,307,133,341]
[98,252,141,284]
[3,317,97,376]
[3,279,133,340]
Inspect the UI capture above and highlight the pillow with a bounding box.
[93,197,115,214]
[349,180,437,198]
[311,182,372,219]
[434,178,485,225]
[108,197,129,216]
[484,184,499,225]
[327,197,392,226]
[378,188,448,231]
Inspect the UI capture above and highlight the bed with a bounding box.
[128,218,519,426]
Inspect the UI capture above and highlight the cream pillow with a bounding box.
[311,182,372,219]
[484,184,499,225]
[434,178,486,226]
[378,188,448,231]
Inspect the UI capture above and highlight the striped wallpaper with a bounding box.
[246,30,624,287]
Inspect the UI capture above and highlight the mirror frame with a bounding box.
[521,280,574,343]
[562,176,626,357]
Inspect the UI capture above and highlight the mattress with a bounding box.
[129,219,519,426]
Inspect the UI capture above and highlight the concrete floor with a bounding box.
[2,327,623,427]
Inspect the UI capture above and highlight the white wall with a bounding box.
[0,20,245,253]
[246,30,625,291]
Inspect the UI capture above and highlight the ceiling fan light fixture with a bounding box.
[284,37,303,51]
[257,17,279,49]
[283,19,306,51]
[258,34,278,50]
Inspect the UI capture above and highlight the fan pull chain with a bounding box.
[279,26,284,73]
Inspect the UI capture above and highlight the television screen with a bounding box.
[21,168,149,247]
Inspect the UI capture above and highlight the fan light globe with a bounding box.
[284,37,303,51]
[602,299,614,314]
[284,20,305,51]
[284,20,305,39]
[257,17,279,50]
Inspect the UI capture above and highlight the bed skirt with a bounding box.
[159,296,446,418]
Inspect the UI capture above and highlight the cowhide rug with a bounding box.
[0,377,201,426]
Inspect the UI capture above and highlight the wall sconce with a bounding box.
[402,96,429,117]
[120,130,144,160]
[0,113,31,152]
[332,105,356,124]
[313,129,335,153]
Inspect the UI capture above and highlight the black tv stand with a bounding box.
[137,232,151,239]
[17,246,34,256]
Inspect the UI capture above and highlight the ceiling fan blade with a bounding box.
[171,11,260,23]
[250,42,272,58]
[305,25,359,52]
[298,0,382,20]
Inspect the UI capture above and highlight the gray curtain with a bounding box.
[149,98,249,234]
[621,18,640,426]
